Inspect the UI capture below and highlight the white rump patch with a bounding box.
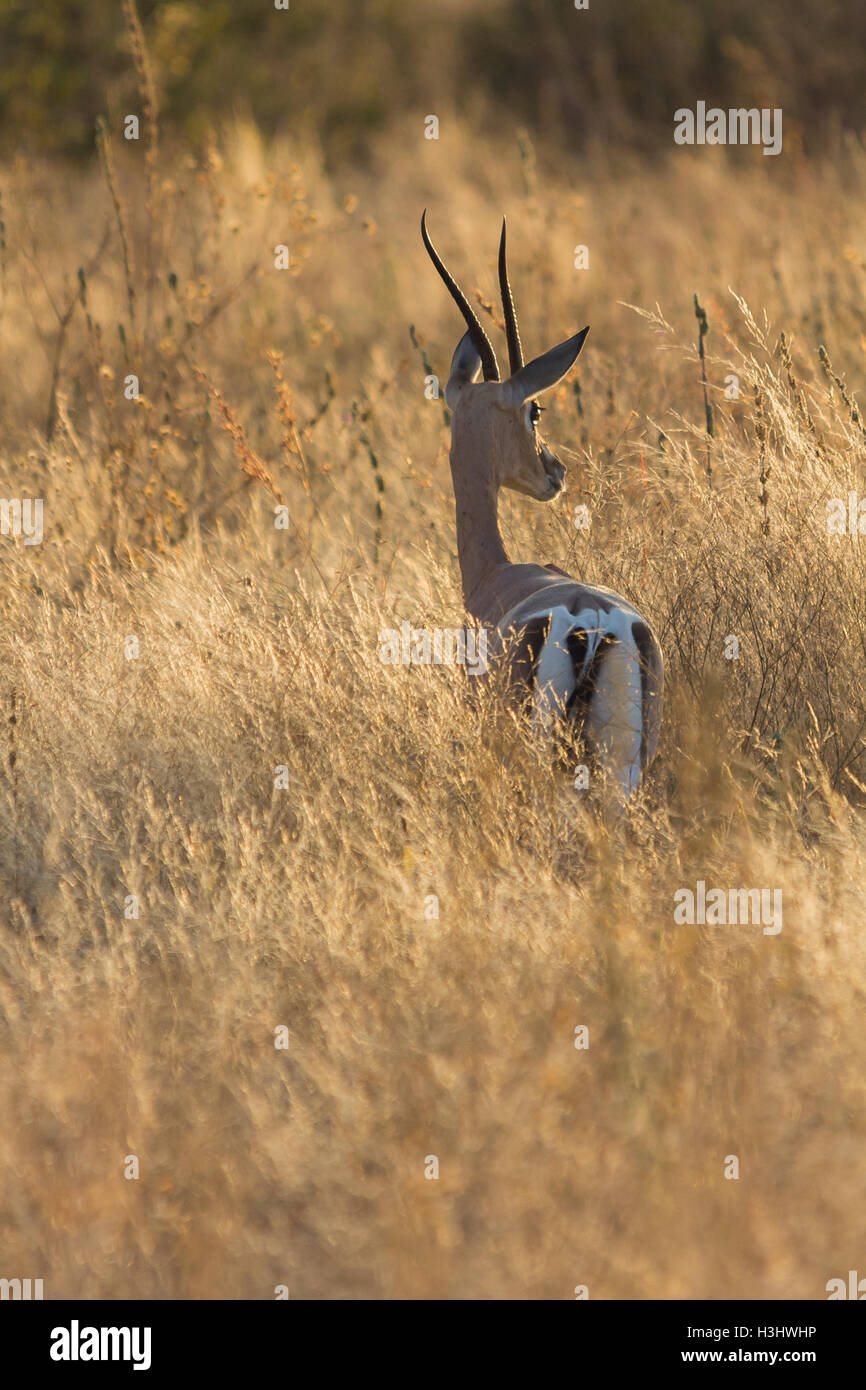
[532,606,602,730]
[499,601,644,799]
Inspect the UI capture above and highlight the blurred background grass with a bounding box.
[1,0,864,161]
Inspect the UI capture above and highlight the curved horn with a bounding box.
[498,216,524,375]
[421,210,499,382]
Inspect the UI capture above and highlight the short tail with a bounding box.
[583,632,644,801]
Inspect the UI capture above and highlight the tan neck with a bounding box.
[449,449,510,620]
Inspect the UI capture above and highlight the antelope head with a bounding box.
[421,210,589,502]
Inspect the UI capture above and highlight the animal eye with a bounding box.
[529,402,544,425]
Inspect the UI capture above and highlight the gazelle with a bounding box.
[421,211,663,799]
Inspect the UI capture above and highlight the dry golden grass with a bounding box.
[2,110,866,1298]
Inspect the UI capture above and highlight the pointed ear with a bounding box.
[445,331,482,407]
[502,327,589,407]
